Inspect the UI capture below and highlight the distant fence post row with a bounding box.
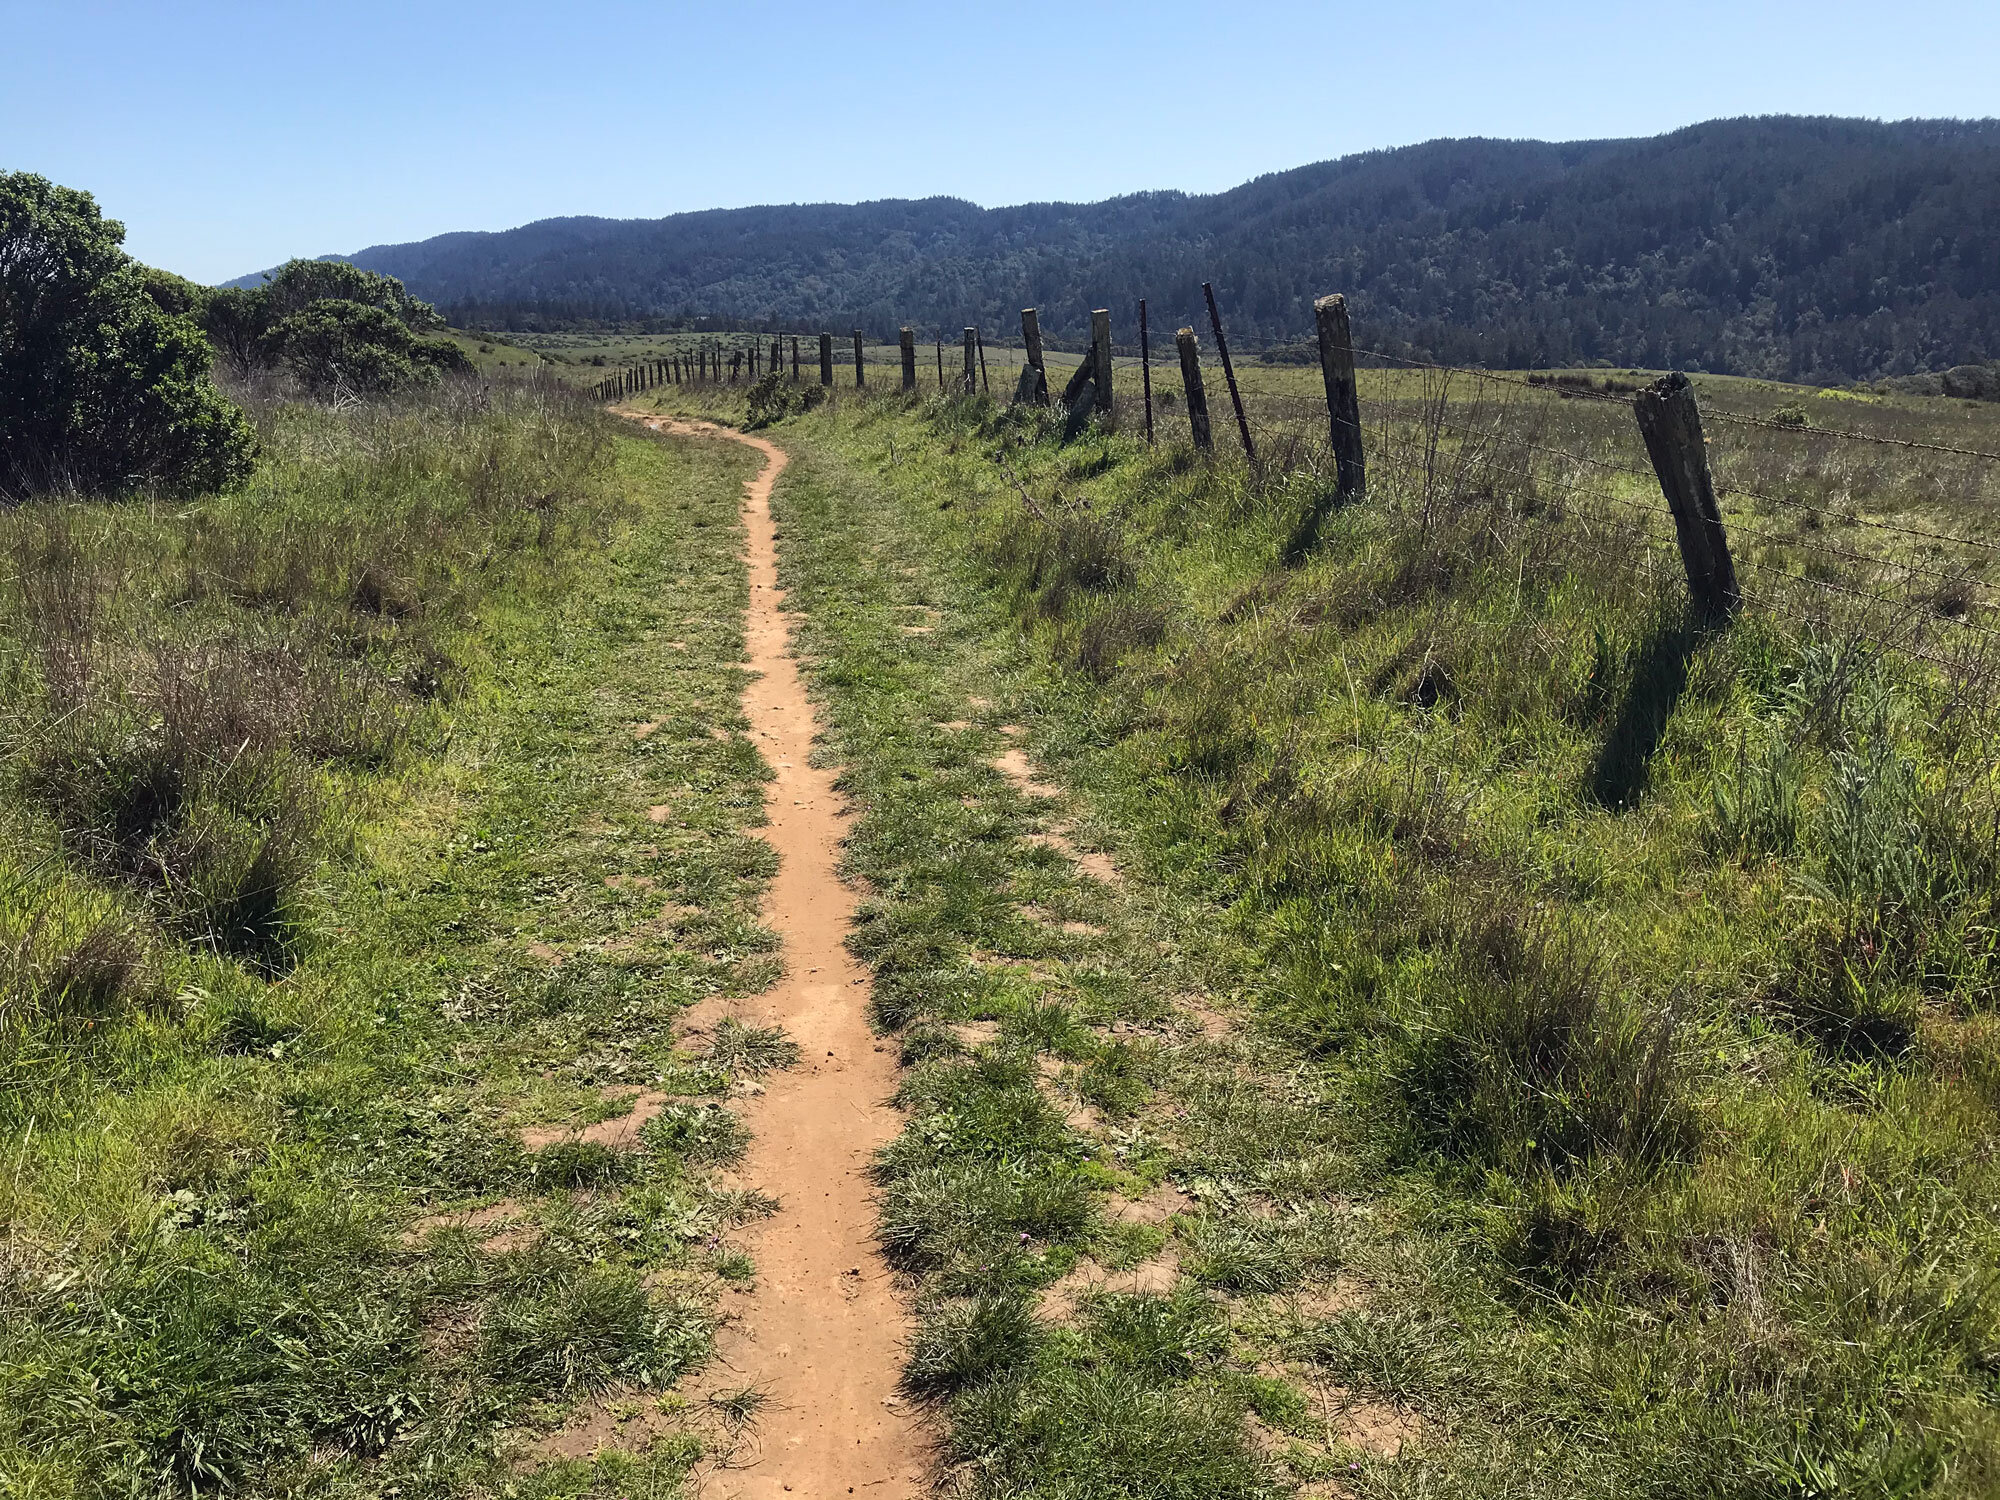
[585,298,1741,621]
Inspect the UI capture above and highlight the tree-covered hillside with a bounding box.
[247,117,2000,382]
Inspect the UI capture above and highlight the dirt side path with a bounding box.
[640,416,924,1499]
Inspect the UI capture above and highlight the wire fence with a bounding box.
[589,305,2000,684]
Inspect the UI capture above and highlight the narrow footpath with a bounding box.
[642,417,923,1499]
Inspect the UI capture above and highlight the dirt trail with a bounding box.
[640,417,923,1498]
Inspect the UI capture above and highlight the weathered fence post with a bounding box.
[771,336,782,375]
[819,333,834,386]
[791,336,800,380]
[1091,309,1113,414]
[1203,282,1255,463]
[853,329,865,387]
[1313,294,1366,503]
[1138,299,1154,443]
[1020,308,1049,406]
[1634,373,1740,619]
[1176,328,1212,452]
[936,337,944,390]
[900,327,917,391]
[962,328,978,395]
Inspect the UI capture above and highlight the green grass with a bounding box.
[0,382,784,1496]
[639,369,2000,1498]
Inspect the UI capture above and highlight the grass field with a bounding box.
[0,382,790,1496]
[9,343,2000,1497]
[627,370,2000,1498]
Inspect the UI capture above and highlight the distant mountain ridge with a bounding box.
[233,117,2000,381]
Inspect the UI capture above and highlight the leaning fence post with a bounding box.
[1313,294,1366,503]
[936,337,944,391]
[1633,373,1740,619]
[1020,308,1049,406]
[976,328,990,394]
[819,333,834,386]
[900,327,917,391]
[1090,309,1113,414]
[853,329,865,387]
[1202,282,1255,463]
[962,328,978,395]
[1176,328,1212,451]
[1138,299,1154,443]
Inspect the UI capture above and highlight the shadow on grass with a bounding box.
[1587,609,1706,808]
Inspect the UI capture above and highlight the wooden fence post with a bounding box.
[1176,328,1212,452]
[976,328,990,394]
[1138,299,1154,444]
[819,333,834,386]
[853,329,865,387]
[1020,308,1049,406]
[962,328,978,395]
[900,327,917,391]
[1313,294,1366,503]
[791,336,800,380]
[1633,373,1740,619]
[1091,309,1113,414]
[935,338,944,390]
[771,336,781,375]
[1203,282,1255,463]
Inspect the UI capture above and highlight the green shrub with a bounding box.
[744,372,825,427]
[0,172,256,498]
[264,299,470,397]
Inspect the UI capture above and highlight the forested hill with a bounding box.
[247,117,2000,381]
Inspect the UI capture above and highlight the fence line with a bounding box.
[583,296,2000,676]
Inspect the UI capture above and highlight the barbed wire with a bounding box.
[1702,407,2000,463]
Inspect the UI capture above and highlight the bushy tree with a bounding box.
[258,258,445,332]
[0,172,256,498]
[265,298,468,396]
[205,258,465,395]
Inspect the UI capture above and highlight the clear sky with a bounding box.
[6,0,1996,285]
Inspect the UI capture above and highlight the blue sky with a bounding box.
[5,0,1996,284]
